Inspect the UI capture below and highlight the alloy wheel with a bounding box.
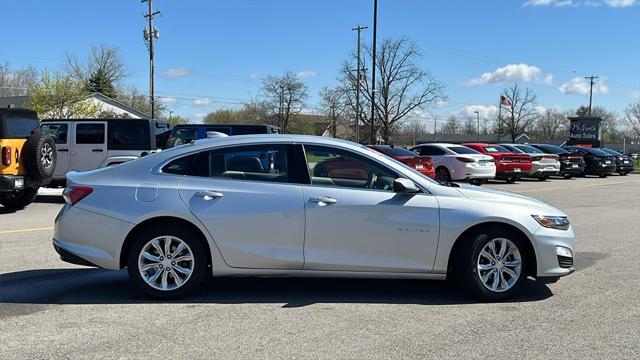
[41,143,53,169]
[138,236,195,291]
[476,238,522,293]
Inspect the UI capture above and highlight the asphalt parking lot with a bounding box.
[1,175,639,360]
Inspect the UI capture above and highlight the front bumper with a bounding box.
[533,224,575,278]
[616,162,634,173]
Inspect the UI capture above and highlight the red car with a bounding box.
[463,143,532,183]
[367,145,436,179]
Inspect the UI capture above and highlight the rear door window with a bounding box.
[41,123,68,144]
[76,123,105,144]
[107,120,150,150]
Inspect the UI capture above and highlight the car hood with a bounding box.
[455,183,566,216]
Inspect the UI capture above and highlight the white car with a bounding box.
[411,143,496,185]
[40,118,171,186]
[54,135,574,301]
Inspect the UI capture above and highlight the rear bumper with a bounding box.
[0,175,25,192]
[529,162,560,176]
[559,162,584,175]
[616,163,634,172]
[453,163,496,180]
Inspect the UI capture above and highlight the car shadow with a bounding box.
[34,194,65,204]
[0,268,553,307]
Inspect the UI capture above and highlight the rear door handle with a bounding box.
[92,149,103,152]
[309,196,337,206]
[195,190,224,200]
[58,148,69,152]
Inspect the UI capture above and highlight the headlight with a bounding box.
[532,215,570,230]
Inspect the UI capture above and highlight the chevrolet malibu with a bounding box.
[54,135,575,301]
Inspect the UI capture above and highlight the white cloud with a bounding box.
[467,64,553,85]
[436,100,449,108]
[455,105,499,121]
[525,0,636,6]
[558,77,609,95]
[248,73,261,80]
[296,70,317,79]
[524,0,573,7]
[162,68,193,78]
[194,112,207,119]
[193,98,211,106]
[159,96,176,104]
[604,0,636,7]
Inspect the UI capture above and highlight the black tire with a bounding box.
[469,178,485,186]
[505,176,517,183]
[454,228,527,301]
[22,133,57,182]
[599,174,607,178]
[127,225,207,299]
[563,173,572,179]
[435,167,452,184]
[619,172,628,176]
[165,137,184,149]
[0,187,39,210]
[537,175,549,181]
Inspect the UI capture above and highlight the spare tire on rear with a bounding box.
[165,137,184,148]
[22,133,57,182]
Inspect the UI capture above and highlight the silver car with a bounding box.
[501,144,561,180]
[53,135,575,301]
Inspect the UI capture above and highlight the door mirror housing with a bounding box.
[393,178,419,193]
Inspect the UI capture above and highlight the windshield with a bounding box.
[376,146,417,157]
[448,146,479,154]
[515,145,541,154]
[537,144,569,154]
[601,148,622,156]
[483,145,511,153]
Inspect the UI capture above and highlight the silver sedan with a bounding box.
[53,135,575,301]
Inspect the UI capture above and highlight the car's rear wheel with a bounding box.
[505,176,517,183]
[537,174,549,181]
[599,174,607,178]
[468,178,485,186]
[563,173,572,179]
[435,167,452,183]
[127,225,206,299]
[455,229,526,301]
[0,187,39,210]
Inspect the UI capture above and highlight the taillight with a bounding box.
[2,147,11,166]
[531,156,542,161]
[62,186,93,206]
[456,157,475,163]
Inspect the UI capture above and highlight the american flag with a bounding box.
[500,95,512,107]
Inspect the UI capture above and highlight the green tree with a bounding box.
[27,70,98,118]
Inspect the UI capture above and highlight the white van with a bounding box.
[40,118,170,186]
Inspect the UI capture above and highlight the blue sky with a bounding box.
[1,0,638,126]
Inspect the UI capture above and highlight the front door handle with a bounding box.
[309,196,337,206]
[92,149,103,152]
[195,190,224,200]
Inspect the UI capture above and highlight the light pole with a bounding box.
[474,111,480,141]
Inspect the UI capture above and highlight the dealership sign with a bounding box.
[567,116,601,146]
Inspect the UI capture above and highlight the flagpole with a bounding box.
[497,97,502,141]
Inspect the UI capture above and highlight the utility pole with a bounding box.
[585,75,598,117]
[370,0,378,144]
[352,24,367,144]
[142,0,160,119]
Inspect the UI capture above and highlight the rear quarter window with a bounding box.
[108,120,150,150]
[1,117,40,138]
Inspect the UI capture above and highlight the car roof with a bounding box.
[462,143,492,147]
[185,134,365,152]
[414,143,464,148]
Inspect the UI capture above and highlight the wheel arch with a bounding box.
[446,221,537,277]
[119,216,213,270]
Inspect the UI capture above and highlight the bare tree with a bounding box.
[393,119,429,145]
[116,86,165,118]
[66,45,127,97]
[318,86,347,138]
[499,84,538,142]
[341,37,446,143]
[441,116,461,135]
[462,117,477,135]
[0,63,38,96]
[576,105,622,142]
[261,72,308,133]
[534,109,567,140]
[624,101,640,138]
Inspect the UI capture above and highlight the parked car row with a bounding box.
[405,142,633,185]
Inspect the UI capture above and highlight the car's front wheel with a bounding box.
[127,225,207,299]
[455,229,526,301]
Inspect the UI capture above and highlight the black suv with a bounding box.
[529,144,585,179]
[597,148,634,175]
[562,146,616,177]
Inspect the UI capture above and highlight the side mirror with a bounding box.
[393,178,419,193]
